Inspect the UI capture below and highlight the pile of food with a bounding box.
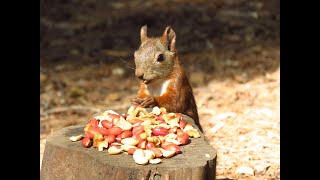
[69,105,201,165]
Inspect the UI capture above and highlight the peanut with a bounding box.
[97,140,109,151]
[133,149,149,165]
[121,137,139,146]
[108,146,123,155]
[82,136,92,148]
[69,135,83,142]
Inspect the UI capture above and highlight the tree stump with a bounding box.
[40,114,217,180]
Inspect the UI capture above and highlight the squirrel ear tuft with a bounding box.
[161,26,176,52]
[140,25,148,43]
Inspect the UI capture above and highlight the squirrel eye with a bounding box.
[157,54,164,62]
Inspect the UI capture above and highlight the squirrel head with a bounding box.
[134,25,177,84]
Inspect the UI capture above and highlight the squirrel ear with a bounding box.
[161,26,176,52]
[140,25,148,43]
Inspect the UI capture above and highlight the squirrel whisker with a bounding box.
[120,59,136,70]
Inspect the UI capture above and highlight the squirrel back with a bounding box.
[133,25,202,132]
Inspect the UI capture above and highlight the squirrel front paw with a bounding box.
[132,98,143,105]
[140,96,157,108]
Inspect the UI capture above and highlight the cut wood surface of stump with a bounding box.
[40,113,217,180]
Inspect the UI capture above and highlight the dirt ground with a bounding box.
[40,0,280,179]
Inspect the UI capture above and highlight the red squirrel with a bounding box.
[132,25,203,132]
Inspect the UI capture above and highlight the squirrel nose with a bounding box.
[135,70,144,80]
[137,75,144,80]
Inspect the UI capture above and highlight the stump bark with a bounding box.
[40,114,217,180]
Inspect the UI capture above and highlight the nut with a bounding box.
[179,120,187,129]
[82,136,92,148]
[164,133,177,139]
[101,120,113,129]
[144,150,155,160]
[108,127,124,136]
[88,118,99,127]
[152,136,161,147]
[121,144,136,152]
[98,127,109,136]
[159,148,175,158]
[147,136,154,143]
[146,142,155,150]
[93,133,104,147]
[104,135,116,144]
[127,148,137,155]
[69,135,83,142]
[183,123,194,132]
[84,124,92,133]
[139,132,148,140]
[120,130,133,139]
[132,125,144,135]
[141,120,152,127]
[176,129,190,145]
[165,138,182,145]
[108,146,123,155]
[121,137,139,146]
[152,127,169,136]
[149,158,162,164]
[114,117,133,131]
[152,106,161,115]
[149,148,163,158]
[86,126,100,139]
[187,129,201,138]
[133,149,149,165]
[157,123,171,129]
[145,129,152,137]
[137,140,147,150]
[97,140,109,151]
[162,142,181,154]
[159,107,167,114]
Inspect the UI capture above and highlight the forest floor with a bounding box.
[40,0,280,179]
